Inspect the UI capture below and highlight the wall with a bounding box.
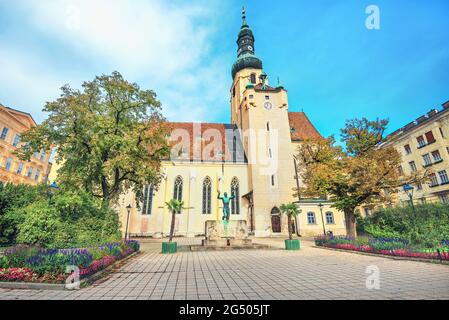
[118,161,249,238]
[0,105,52,185]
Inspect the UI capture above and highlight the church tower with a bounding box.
[231,7,297,237]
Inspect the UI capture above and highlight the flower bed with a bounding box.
[0,240,140,284]
[315,236,449,261]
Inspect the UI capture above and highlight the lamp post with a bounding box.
[403,184,415,212]
[124,204,132,241]
[403,184,417,232]
[318,203,326,235]
[47,182,59,205]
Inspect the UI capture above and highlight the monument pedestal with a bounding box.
[199,220,268,250]
[178,220,271,251]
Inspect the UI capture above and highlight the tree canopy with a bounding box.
[16,71,170,205]
[295,118,428,238]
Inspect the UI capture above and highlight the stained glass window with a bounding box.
[202,177,212,214]
[231,177,240,215]
[142,184,154,215]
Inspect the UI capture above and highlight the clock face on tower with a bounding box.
[264,102,272,110]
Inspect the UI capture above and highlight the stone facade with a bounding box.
[0,104,52,185]
[382,102,449,207]
[117,9,346,238]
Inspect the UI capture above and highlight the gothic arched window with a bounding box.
[231,177,240,215]
[142,184,154,215]
[173,176,183,214]
[202,177,212,214]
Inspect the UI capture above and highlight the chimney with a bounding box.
[427,109,438,118]
[416,115,428,124]
[404,122,416,131]
[442,100,449,110]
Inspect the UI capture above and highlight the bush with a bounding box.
[10,190,121,248]
[1,183,122,249]
[361,203,449,246]
[127,240,140,252]
[0,256,7,268]
[0,184,47,245]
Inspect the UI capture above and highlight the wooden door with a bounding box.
[271,215,281,233]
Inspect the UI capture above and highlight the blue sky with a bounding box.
[0,0,448,138]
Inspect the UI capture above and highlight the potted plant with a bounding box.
[161,199,185,254]
[280,203,301,250]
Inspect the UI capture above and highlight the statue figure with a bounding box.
[217,191,235,221]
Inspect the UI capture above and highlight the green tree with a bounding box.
[296,118,428,238]
[16,71,170,206]
[280,203,301,240]
[12,190,121,248]
[165,199,185,242]
[0,183,46,245]
[362,203,449,246]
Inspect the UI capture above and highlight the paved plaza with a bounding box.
[0,238,448,300]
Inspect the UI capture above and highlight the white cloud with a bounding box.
[1,0,233,123]
[0,46,83,118]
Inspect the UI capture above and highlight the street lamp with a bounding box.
[124,204,132,241]
[318,203,327,235]
[403,184,415,211]
[47,181,59,205]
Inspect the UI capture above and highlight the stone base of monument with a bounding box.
[183,220,270,251]
[202,238,253,247]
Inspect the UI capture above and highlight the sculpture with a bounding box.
[217,191,235,221]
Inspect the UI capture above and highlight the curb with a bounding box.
[0,251,141,291]
[0,281,66,291]
[314,245,449,265]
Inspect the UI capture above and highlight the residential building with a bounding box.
[0,104,52,185]
[379,100,449,205]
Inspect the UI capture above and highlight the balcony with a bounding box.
[422,159,444,168]
[430,181,449,188]
[417,139,436,150]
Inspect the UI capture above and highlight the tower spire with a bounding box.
[242,5,248,27]
[231,5,263,79]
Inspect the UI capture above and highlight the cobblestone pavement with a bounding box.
[1,238,448,300]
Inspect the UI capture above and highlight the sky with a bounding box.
[0,0,448,139]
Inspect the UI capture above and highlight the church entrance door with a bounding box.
[271,207,281,233]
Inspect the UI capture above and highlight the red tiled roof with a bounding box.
[288,112,322,141]
[165,114,320,162]
[253,83,279,92]
[166,122,246,163]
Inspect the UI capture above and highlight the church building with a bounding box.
[119,8,346,238]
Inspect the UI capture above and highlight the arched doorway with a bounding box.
[271,207,281,233]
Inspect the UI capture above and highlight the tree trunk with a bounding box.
[169,210,176,242]
[344,208,357,239]
[295,215,300,237]
[287,215,292,240]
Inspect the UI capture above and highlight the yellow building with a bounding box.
[118,8,346,238]
[373,101,449,210]
[0,104,52,185]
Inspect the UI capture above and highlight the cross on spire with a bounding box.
[242,5,248,27]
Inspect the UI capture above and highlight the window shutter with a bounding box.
[425,131,435,143]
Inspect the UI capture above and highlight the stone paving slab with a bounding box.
[0,238,448,300]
